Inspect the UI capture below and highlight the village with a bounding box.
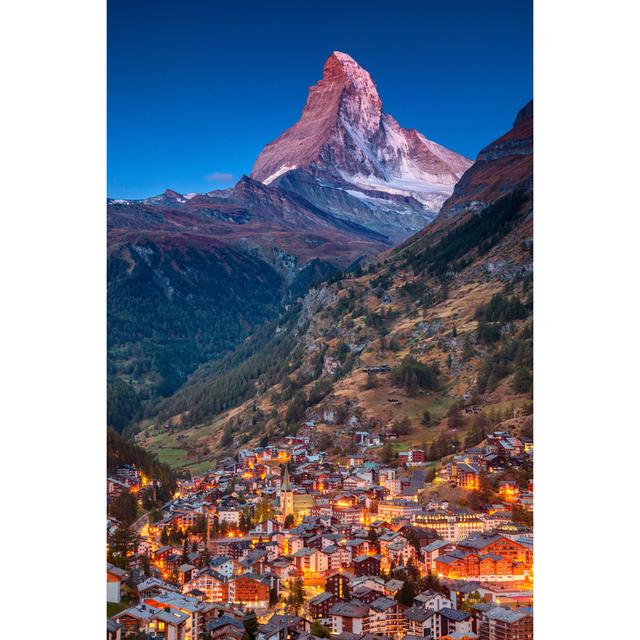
[107,424,533,640]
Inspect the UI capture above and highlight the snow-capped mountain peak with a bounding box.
[250,52,472,241]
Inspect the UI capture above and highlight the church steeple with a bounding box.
[281,464,291,492]
[280,464,294,523]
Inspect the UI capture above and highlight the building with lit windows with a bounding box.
[415,512,486,542]
[477,606,533,640]
[377,499,422,520]
[113,603,188,640]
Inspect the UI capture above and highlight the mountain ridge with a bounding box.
[250,51,472,241]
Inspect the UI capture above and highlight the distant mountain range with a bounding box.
[107,51,509,420]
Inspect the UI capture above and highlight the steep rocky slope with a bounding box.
[438,100,533,220]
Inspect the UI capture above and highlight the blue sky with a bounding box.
[108,0,532,199]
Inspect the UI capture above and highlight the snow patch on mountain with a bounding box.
[263,164,298,185]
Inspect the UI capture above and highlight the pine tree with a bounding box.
[243,614,259,640]
[287,577,306,615]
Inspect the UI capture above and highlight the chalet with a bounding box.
[456,534,531,566]
[387,539,417,566]
[144,593,219,640]
[293,547,329,574]
[326,572,351,599]
[440,608,473,638]
[435,549,527,582]
[344,537,370,558]
[321,544,344,571]
[435,535,533,582]
[136,577,181,600]
[114,603,189,640]
[227,574,270,609]
[210,556,234,578]
[177,563,196,584]
[239,548,269,574]
[403,606,440,638]
[413,589,453,611]
[329,601,370,636]
[270,557,295,580]
[475,606,533,640]
[257,614,311,640]
[291,447,309,463]
[107,563,128,603]
[207,615,245,640]
[351,584,386,604]
[398,448,426,466]
[185,569,229,602]
[383,579,404,596]
[368,596,407,637]
[305,591,344,621]
[441,581,484,610]
[453,463,481,491]
[210,538,252,560]
[352,554,382,577]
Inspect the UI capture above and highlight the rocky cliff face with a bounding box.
[438,100,533,220]
[251,52,472,241]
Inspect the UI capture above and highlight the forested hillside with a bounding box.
[137,190,533,471]
[107,242,285,429]
[107,427,177,500]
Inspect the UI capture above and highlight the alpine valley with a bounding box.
[108,52,473,419]
[120,50,533,475]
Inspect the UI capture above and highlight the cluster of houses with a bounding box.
[435,433,533,511]
[108,464,151,498]
[108,431,533,640]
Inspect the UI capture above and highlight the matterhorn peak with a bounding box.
[329,50,355,63]
[323,51,368,79]
[250,52,472,240]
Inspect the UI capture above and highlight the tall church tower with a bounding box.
[280,465,294,522]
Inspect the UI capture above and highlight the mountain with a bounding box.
[137,101,533,472]
[107,176,389,404]
[251,51,472,242]
[437,100,533,220]
[109,176,388,267]
[107,52,473,422]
